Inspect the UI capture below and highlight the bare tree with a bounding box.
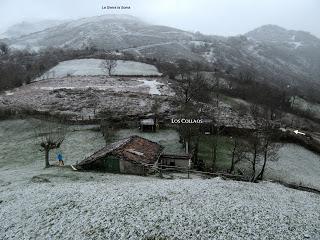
[105,59,117,76]
[247,132,262,182]
[254,112,280,181]
[246,104,280,181]
[100,119,116,144]
[173,61,212,155]
[255,131,279,180]
[229,105,248,173]
[230,138,247,173]
[0,42,9,55]
[177,103,201,154]
[157,61,177,79]
[209,72,224,171]
[35,119,68,168]
[193,138,205,171]
[174,61,212,104]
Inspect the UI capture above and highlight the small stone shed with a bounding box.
[139,114,158,132]
[76,136,164,175]
[159,154,191,168]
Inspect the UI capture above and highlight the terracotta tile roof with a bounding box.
[78,135,163,166]
[115,136,163,164]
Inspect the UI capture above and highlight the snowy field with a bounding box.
[0,75,174,119]
[1,173,319,240]
[37,59,106,79]
[264,144,320,190]
[0,119,105,168]
[32,77,170,96]
[237,143,320,191]
[291,96,320,119]
[1,119,320,239]
[36,59,162,80]
[113,60,162,76]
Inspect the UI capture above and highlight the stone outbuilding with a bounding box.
[76,135,164,175]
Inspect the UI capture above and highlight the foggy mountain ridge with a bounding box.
[2,14,320,90]
[3,14,194,50]
[0,19,69,39]
[245,24,320,46]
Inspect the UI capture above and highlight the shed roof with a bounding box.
[77,135,163,167]
[140,118,155,126]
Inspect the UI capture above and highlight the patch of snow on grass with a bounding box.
[35,59,162,81]
[265,144,320,190]
[290,96,320,119]
[113,60,162,76]
[0,176,319,240]
[39,86,76,90]
[0,119,105,168]
[4,91,14,96]
[190,40,206,47]
[138,79,162,95]
[36,59,106,80]
[291,41,303,49]
[1,120,320,239]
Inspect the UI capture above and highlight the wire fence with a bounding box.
[143,163,246,181]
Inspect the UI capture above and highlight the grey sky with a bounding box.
[0,0,319,37]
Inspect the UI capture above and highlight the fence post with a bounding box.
[159,166,163,178]
[187,158,191,179]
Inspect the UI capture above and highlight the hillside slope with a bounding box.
[4,15,320,93]
[0,19,67,39]
[0,171,319,240]
[35,59,162,80]
[7,15,193,51]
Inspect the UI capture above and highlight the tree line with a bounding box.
[158,59,281,182]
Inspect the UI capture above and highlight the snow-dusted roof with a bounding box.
[140,118,155,126]
[77,137,132,166]
[77,135,163,167]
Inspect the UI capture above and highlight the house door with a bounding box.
[104,156,120,173]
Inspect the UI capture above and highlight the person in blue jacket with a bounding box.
[57,152,64,166]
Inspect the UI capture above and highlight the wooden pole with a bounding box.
[186,141,189,154]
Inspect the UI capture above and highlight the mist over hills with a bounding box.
[4,15,193,51]
[1,14,320,92]
[246,24,320,46]
[0,19,68,39]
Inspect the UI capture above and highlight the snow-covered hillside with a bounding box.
[245,25,320,48]
[37,59,106,79]
[6,14,193,51]
[0,19,67,39]
[0,74,173,119]
[113,60,162,76]
[0,173,319,240]
[36,59,162,80]
[290,96,320,119]
[265,144,320,190]
[0,119,319,239]
[4,15,320,91]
